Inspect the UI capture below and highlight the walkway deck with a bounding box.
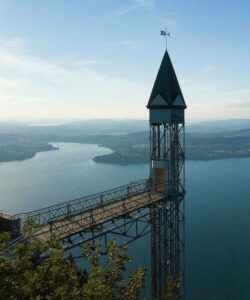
[5,179,166,245]
[34,189,164,241]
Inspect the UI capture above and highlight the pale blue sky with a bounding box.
[0,0,249,122]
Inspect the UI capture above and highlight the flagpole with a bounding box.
[166,26,168,50]
[160,28,170,51]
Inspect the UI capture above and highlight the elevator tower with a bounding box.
[147,50,186,299]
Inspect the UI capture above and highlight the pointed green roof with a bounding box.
[147,51,186,109]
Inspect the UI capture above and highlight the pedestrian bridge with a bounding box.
[4,179,168,250]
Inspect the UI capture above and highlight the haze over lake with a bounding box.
[0,143,250,300]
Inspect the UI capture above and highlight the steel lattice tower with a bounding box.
[147,50,186,299]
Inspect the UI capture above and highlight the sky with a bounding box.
[0,0,250,123]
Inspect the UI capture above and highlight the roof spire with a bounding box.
[147,50,186,109]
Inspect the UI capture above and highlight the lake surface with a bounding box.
[1,143,250,300]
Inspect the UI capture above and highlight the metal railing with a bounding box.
[16,179,151,227]
[2,180,186,252]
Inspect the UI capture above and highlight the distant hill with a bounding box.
[93,128,250,164]
[187,119,250,133]
[1,119,250,164]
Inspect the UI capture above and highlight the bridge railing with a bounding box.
[15,179,152,227]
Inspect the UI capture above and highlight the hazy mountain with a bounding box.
[1,119,250,163]
[187,119,250,133]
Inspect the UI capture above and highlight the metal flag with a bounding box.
[161,28,170,49]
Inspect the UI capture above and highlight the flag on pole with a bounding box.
[161,28,170,50]
[161,30,170,37]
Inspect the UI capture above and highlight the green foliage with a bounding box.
[82,239,146,300]
[0,227,146,300]
[22,218,39,236]
[162,277,182,300]
[0,231,85,300]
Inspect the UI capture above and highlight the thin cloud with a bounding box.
[0,37,26,49]
[215,88,250,98]
[204,65,217,72]
[225,100,250,108]
[0,78,25,90]
[0,36,46,53]
[120,39,145,51]
[115,0,155,16]
[182,78,216,94]
[0,48,70,83]
[0,37,148,121]
[104,39,145,51]
[74,60,99,68]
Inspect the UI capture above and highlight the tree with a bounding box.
[162,277,182,300]
[82,239,146,300]
[0,223,146,300]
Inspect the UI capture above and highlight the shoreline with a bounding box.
[1,140,250,165]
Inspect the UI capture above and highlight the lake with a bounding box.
[0,143,250,300]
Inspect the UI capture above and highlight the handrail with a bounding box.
[13,178,185,229]
[2,180,186,252]
[16,179,151,227]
